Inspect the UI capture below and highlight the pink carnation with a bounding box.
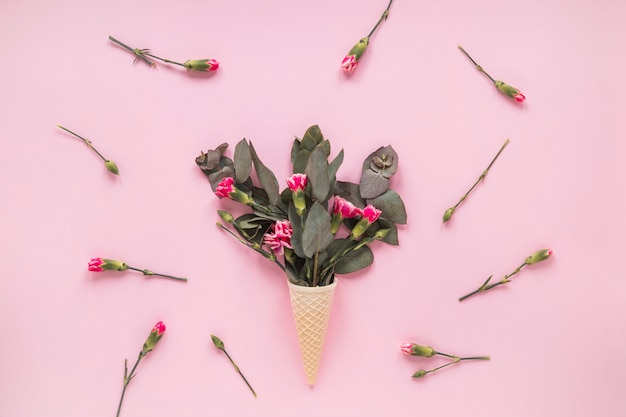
[88,258,104,272]
[333,196,362,218]
[341,55,358,74]
[513,92,526,102]
[215,177,235,198]
[207,59,219,71]
[401,343,415,355]
[152,321,166,336]
[263,220,293,256]
[361,204,382,223]
[286,173,307,192]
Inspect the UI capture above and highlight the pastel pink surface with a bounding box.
[1,0,625,416]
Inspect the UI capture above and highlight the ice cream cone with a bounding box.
[287,279,337,385]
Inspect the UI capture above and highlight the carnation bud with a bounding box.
[412,370,428,378]
[142,321,166,354]
[105,160,120,175]
[217,210,235,224]
[442,207,455,223]
[525,248,553,265]
[183,59,219,72]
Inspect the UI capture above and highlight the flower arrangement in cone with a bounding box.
[196,124,406,384]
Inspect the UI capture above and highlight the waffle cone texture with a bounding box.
[288,280,337,385]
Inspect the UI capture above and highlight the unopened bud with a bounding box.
[525,248,553,265]
[443,207,455,223]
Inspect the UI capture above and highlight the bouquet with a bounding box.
[196,124,406,384]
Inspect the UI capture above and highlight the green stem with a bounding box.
[108,35,155,67]
[223,350,257,398]
[448,139,510,211]
[367,0,393,39]
[217,223,286,272]
[459,261,527,302]
[457,45,496,84]
[126,266,187,282]
[144,53,185,68]
[56,125,107,162]
[116,352,144,417]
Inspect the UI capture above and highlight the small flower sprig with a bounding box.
[56,125,119,175]
[401,342,490,379]
[108,36,219,72]
[88,258,187,282]
[341,0,393,74]
[459,248,553,302]
[116,321,166,417]
[443,139,510,223]
[458,45,525,102]
[211,335,257,398]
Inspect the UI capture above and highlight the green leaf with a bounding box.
[359,169,390,199]
[207,157,235,190]
[290,138,301,165]
[302,202,334,258]
[366,189,407,224]
[328,149,344,179]
[319,139,331,158]
[288,204,305,258]
[334,181,366,208]
[334,245,374,274]
[234,139,252,183]
[301,125,323,151]
[293,149,310,174]
[305,146,330,202]
[249,142,280,205]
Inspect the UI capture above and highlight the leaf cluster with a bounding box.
[196,125,407,287]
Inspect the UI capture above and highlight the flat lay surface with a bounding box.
[1,0,625,416]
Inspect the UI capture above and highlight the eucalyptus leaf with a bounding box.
[366,189,407,224]
[302,202,334,258]
[234,139,252,183]
[334,245,374,274]
[359,169,390,199]
[293,148,311,174]
[206,157,235,190]
[328,149,344,179]
[249,142,280,205]
[319,139,331,158]
[301,125,323,151]
[305,146,330,202]
[325,238,353,260]
[334,181,366,208]
[288,203,305,258]
[290,138,301,165]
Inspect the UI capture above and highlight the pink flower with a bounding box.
[215,177,235,198]
[263,220,293,256]
[88,257,105,272]
[286,173,307,191]
[207,59,220,71]
[332,196,362,218]
[361,204,382,223]
[513,92,525,102]
[341,55,358,74]
[401,343,415,355]
[152,321,166,336]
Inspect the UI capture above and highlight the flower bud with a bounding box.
[525,248,553,265]
[105,160,119,175]
[142,321,166,354]
[400,343,435,357]
[374,228,390,240]
[211,334,225,350]
[215,177,254,206]
[287,173,307,215]
[217,210,235,224]
[442,207,455,223]
[183,59,219,72]
[412,370,428,378]
[88,258,127,272]
[495,81,525,102]
[341,37,369,74]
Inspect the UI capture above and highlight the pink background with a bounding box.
[1,0,625,416]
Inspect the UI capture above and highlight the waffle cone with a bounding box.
[287,280,337,385]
